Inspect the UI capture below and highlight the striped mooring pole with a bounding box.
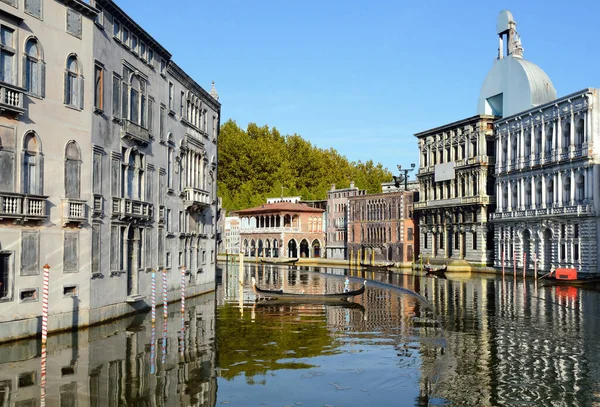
[162,269,168,320]
[40,341,47,407]
[151,269,156,324]
[150,321,156,375]
[41,264,50,344]
[180,266,186,313]
[161,318,167,364]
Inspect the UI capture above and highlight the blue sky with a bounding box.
[116,0,600,174]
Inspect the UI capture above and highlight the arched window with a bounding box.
[0,127,15,192]
[536,180,542,206]
[25,38,44,97]
[23,132,42,195]
[65,55,82,108]
[125,150,144,200]
[535,129,542,155]
[524,133,531,158]
[545,125,553,156]
[64,141,81,199]
[576,174,585,203]
[563,176,571,204]
[546,179,554,206]
[562,123,571,149]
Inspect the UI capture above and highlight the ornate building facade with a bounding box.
[491,89,599,274]
[325,182,365,259]
[347,191,415,265]
[0,0,220,342]
[235,201,325,258]
[414,115,496,266]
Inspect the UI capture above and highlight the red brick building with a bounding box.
[347,191,416,266]
[234,202,325,258]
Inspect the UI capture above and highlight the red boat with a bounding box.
[540,268,600,286]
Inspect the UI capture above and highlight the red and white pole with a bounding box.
[151,269,156,324]
[41,264,50,344]
[40,341,47,407]
[180,266,186,313]
[162,269,168,320]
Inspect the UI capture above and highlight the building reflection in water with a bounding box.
[0,286,217,407]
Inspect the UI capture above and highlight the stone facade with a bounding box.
[223,215,240,254]
[414,115,496,266]
[490,89,600,274]
[347,191,415,265]
[325,182,365,259]
[234,201,325,258]
[0,0,220,342]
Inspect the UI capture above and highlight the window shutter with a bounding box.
[22,55,27,92]
[79,76,84,109]
[40,62,45,98]
[64,71,69,104]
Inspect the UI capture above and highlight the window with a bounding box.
[0,25,16,85]
[94,5,103,27]
[93,152,102,194]
[131,35,138,53]
[148,48,154,66]
[122,27,129,46]
[1,0,16,7]
[167,145,173,189]
[65,55,83,109]
[148,98,154,134]
[21,231,39,275]
[160,58,166,75]
[113,19,121,39]
[25,0,42,18]
[24,38,44,97]
[140,41,146,60]
[0,125,16,193]
[124,149,144,200]
[168,82,174,111]
[63,232,79,272]
[159,105,166,140]
[472,232,477,250]
[407,227,413,241]
[0,252,13,301]
[65,141,81,199]
[94,64,103,110]
[112,73,121,118]
[166,252,171,268]
[180,91,184,116]
[22,132,42,195]
[110,225,121,271]
[123,69,148,127]
[66,9,82,38]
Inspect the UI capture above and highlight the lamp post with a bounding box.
[393,163,416,191]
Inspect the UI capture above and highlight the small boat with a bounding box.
[360,262,394,270]
[424,264,447,276]
[540,268,600,286]
[254,299,366,311]
[252,277,366,302]
[260,257,299,265]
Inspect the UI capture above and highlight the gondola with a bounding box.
[251,277,366,302]
[360,262,394,270]
[539,268,600,286]
[259,257,299,265]
[424,264,447,276]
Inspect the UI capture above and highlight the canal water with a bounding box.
[1,262,600,406]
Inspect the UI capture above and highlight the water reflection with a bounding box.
[2,263,600,406]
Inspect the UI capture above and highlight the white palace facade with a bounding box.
[491,90,599,274]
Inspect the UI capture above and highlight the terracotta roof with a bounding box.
[234,202,325,215]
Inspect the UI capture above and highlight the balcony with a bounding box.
[183,187,211,210]
[0,193,47,223]
[0,82,25,116]
[121,119,150,145]
[490,204,595,220]
[112,197,153,221]
[414,195,495,210]
[241,226,301,234]
[61,198,87,226]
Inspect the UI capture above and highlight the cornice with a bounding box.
[167,61,221,110]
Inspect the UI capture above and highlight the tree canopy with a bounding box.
[217,120,392,211]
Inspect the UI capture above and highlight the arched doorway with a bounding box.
[257,240,263,257]
[287,239,298,258]
[542,228,552,272]
[312,240,321,258]
[273,239,279,258]
[250,240,256,257]
[522,229,531,271]
[300,239,309,258]
[387,246,393,261]
[243,239,249,256]
[265,240,271,257]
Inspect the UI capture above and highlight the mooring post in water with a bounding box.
[41,264,50,344]
[162,269,168,320]
[150,322,156,374]
[180,266,186,313]
[151,269,156,324]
